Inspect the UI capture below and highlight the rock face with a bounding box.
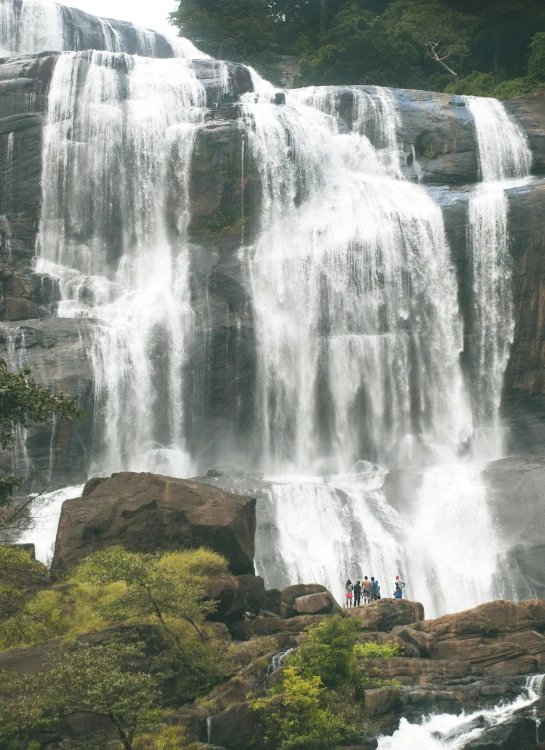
[51,472,257,576]
[347,599,425,631]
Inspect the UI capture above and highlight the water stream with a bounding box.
[377,675,544,749]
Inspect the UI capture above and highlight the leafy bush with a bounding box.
[292,615,359,689]
[0,641,161,750]
[354,641,401,660]
[251,666,359,750]
[0,547,228,651]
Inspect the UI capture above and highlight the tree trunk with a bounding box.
[109,710,133,750]
[437,58,461,94]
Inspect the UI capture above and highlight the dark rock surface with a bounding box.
[483,456,545,601]
[51,472,257,576]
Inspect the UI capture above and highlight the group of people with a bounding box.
[344,575,406,607]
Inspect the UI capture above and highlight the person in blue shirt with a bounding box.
[371,577,380,601]
[393,575,406,599]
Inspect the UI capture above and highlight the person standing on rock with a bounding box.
[362,576,371,604]
[345,579,354,608]
[371,577,380,601]
[393,575,406,599]
[353,580,362,607]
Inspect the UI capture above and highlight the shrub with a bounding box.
[251,666,359,750]
[354,641,401,660]
[292,615,359,689]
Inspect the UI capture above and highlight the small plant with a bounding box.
[354,641,401,660]
[475,621,500,638]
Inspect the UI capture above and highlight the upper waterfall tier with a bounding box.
[0,0,206,58]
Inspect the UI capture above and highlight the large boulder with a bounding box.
[205,573,266,621]
[347,599,425,631]
[280,583,328,618]
[292,591,342,617]
[51,472,256,576]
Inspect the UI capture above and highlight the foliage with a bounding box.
[251,666,358,750]
[151,633,229,705]
[170,0,545,96]
[0,548,228,651]
[0,546,48,637]
[0,358,81,528]
[0,641,161,750]
[353,640,401,659]
[292,615,359,689]
[73,546,226,641]
[134,725,187,750]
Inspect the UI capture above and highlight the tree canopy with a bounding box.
[170,0,545,95]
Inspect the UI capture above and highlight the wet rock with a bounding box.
[364,687,402,717]
[51,472,256,576]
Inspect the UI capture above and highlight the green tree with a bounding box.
[382,0,475,93]
[292,615,358,689]
[0,546,48,644]
[251,665,357,750]
[170,0,278,61]
[0,359,81,532]
[529,32,545,84]
[74,546,225,641]
[0,642,160,750]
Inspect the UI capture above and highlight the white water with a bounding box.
[37,51,209,477]
[241,87,533,618]
[5,1,535,620]
[464,96,532,457]
[244,88,471,474]
[0,0,64,55]
[17,485,84,562]
[378,674,544,749]
[0,0,205,57]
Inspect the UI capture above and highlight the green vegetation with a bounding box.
[0,358,81,533]
[0,546,260,748]
[0,641,161,750]
[0,546,228,651]
[251,615,402,750]
[354,640,401,659]
[171,0,545,97]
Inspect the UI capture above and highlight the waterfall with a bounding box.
[6,0,532,617]
[0,0,65,55]
[377,675,544,748]
[0,0,207,58]
[464,96,532,456]
[36,51,207,476]
[244,88,471,474]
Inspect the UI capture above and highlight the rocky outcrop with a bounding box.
[51,472,257,576]
[347,598,425,631]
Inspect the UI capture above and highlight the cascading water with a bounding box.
[377,675,544,749]
[36,51,208,477]
[6,0,533,618]
[244,87,471,473]
[0,0,64,55]
[244,86,514,617]
[464,95,532,456]
[0,0,207,58]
